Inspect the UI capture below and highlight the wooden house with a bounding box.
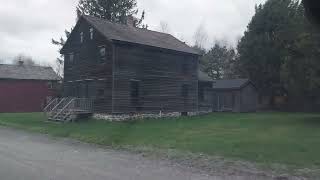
[211,79,258,112]
[60,15,200,115]
[198,70,214,111]
[0,62,60,113]
[198,73,258,113]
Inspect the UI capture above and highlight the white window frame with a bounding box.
[69,53,74,63]
[80,32,84,43]
[90,28,94,40]
[47,81,53,89]
[99,45,106,63]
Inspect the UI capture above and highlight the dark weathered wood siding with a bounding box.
[210,83,258,113]
[62,19,113,113]
[199,82,213,111]
[112,42,199,113]
[240,83,258,112]
[62,19,199,114]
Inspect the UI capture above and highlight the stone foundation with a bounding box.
[93,111,211,122]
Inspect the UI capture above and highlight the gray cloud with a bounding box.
[0,0,266,65]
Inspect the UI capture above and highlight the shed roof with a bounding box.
[0,64,61,81]
[212,79,251,90]
[80,15,199,55]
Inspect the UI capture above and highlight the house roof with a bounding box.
[212,79,251,90]
[0,64,61,81]
[81,15,199,55]
[198,70,213,82]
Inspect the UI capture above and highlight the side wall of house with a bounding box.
[240,84,258,112]
[198,82,213,112]
[62,19,113,113]
[212,90,241,112]
[0,80,56,113]
[112,42,199,114]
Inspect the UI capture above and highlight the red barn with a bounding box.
[0,63,60,113]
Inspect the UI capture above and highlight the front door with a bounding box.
[212,93,219,111]
[84,83,89,98]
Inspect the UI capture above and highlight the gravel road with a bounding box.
[0,127,279,180]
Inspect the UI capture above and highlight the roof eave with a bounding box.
[111,39,200,56]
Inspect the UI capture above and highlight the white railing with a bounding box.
[52,98,94,121]
[44,98,59,112]
[73,98,94,112]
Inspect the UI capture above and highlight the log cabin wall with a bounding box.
[240,83,258,112]
[61,16,200,114]
[112,42,199,114]
[199,82,214,111]
[62,19,113,113]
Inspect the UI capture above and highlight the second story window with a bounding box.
[90,28,94,40]
[47,82,53,89]
[80,32,84,43]
[69,53,74,63]
[182,62,188,74]
[181,84,189,99]
[99,46,106,63]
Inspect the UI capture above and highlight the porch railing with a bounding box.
[52,98,94,121]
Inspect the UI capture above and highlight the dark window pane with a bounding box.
[182,63,188,74]
[69,53,74,63]
[130,81,140,106]
[182,84,189,98]
[97,89,105,98]
[99,46,106,63]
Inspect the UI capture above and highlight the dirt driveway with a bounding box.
[0,127,286,180]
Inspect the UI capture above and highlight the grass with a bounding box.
[0,112,320,169]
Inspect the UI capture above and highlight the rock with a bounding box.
[93,111,212,122]
[274,175,289,180]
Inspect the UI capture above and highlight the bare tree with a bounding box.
[159,21,170,33]
[193,24,208,49]
[54,58,64,77]
[12,54,36,66]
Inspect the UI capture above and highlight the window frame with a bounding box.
[181,84,189,99]
[130,80,141,106]
[69,53,74,64]
[98,45,107,63]
[90,28,94,40]
[80,32,84,43]
[47,81,54,90]
[182,61,189,74]
[96,88,104,98]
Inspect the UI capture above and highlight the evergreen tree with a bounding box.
[201,43,236,80]
[237,0,320,110]
[281,3,320,109]
[236,0,298,96]
[52,0,146,77]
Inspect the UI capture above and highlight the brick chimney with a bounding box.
[18,60,24,66]
[126,15,135,27]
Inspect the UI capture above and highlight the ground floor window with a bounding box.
[130,80,141,106]
[181,84,189,99]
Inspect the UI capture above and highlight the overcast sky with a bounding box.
[0,0,266,65]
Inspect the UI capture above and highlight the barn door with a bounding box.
[84,83,89,98]
[80,82,89,98]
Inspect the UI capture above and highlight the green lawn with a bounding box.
[0,112,320,169]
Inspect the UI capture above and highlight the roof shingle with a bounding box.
[83,15,199,55]
[0,64,61,81]
[212,79,251,90]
